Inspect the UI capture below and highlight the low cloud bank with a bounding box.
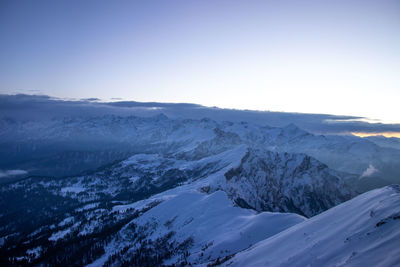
[360,164,378,179]
[0,169,28,178]
[1,94,400,135]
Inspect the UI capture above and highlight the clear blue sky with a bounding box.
[1,0,399,122]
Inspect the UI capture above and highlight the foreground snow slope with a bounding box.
[224,185,400,267]
[100,190,305,266]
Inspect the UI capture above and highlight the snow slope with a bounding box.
[104,190,306,265]
[223,185,400,267]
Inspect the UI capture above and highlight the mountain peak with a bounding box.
[282,123,310,136]
[223,148,353,217]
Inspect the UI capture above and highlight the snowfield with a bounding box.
[119,190,306,265]
[223,185,400,267]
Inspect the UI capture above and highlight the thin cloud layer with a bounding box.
[1,94,400,135]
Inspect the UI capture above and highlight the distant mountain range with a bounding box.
[0,95,399,266]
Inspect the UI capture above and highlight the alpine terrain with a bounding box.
[0,96,399,266]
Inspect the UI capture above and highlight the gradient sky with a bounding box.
[1,0,399,123]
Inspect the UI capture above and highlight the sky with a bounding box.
[0,0,399,123]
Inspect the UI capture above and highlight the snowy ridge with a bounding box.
[223,185,400,267]
[101,190,305,266]
[0,142,357,265]
[2,114,399,185]
[22,144,353,218]
[222,148,354,217]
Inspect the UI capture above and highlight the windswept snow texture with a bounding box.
[223,185,400,267]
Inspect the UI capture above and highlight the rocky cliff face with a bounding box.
[223,148,355,217]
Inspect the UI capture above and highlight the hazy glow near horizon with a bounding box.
[352,132,400,138]
[0,0,399,123]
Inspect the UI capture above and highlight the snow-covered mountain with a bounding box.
[1,114,399,189]
[222,185,400,267]
[0,142,355,265]
[1,107,399,266]
[366,135,400,150]
[93,190,305,266]
[223,148,353,217]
